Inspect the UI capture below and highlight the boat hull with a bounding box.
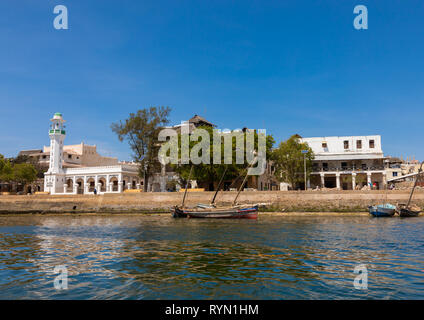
[186,206,259,219]
[368,205,396,217]
[398,208,420,217]
[171,206,188,218]
[396,204,421,217]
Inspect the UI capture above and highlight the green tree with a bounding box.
[13,163,37,189]
[11,154,44,178]
[169,126,275,190]
[0,160,14,191]
[111,106,171,191]
[0,154,5,173]
[272,134,314,189]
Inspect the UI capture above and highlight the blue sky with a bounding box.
[0,1,423,161]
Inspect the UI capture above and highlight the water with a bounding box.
[0,214,423,299]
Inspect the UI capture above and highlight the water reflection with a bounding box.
[0,215,423,299]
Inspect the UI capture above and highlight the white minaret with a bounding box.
[44,113,66,194]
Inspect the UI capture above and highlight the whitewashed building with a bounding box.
[44,113,142,195]
[300,135,388,190]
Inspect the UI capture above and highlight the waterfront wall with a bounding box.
[1,190,424,213]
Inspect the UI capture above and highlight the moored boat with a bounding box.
[186,205,258,219]
[395,161,423,218]
[171,205,188,218]
[368,204,396,217]
[171,160,261,219]
[396,204,421,217]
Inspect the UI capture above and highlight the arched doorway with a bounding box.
[76,178,84,194]
[66,179,73,193]
[110,177,118,192]
[99,177,107,192]
[87,178,95,193]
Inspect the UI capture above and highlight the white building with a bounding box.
[300,135,388,190]
[44,113,142,195]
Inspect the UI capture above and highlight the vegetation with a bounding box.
[168,126,275,190]
[0,154,38,192]
[271,134,314,189]
[111,106,171,191]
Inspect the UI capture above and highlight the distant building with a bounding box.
[19,142,118,169]
[300,135,388,190]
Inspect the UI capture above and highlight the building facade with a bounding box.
[301,135,388,190]
[44,113,142,195]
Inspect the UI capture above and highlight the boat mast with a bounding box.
[406,161,424,209]
[181,165,193,208]
[211,166,227,205]
[232,158,256,207]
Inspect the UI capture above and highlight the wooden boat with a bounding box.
[172,160,260,219]
[185,204,258,219]
[395,161,423,218]
[368,204,396,217]
[396,204,421,217]
[171,205,188,218]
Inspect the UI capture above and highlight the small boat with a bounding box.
[186,204,258,219]
[172,160,260,219]
[368,204,396,217]
[396,204,421,217]
[171,205,188,218]
[172,203,216,218]
[395,161,423,218]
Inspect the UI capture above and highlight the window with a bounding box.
[344,140,349,149]
[393,172,398,177]
[362,163,367,170]
[369,140,375,148]
[322,142,327,148]
[341,162,348,170]
[68,155,72,159]
[356,140,362,149]
[323,163,328,171]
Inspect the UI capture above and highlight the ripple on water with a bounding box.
[0,215,423,299]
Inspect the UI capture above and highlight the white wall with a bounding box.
[301,135,383,155]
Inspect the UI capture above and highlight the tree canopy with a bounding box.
[164,126,275,190]
[272,134,314,189]
[111,106,171,191]
[0,154,38,191]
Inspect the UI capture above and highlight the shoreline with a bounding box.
[0,211,371,217]
[0,190,422,215]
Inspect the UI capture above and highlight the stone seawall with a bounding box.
[1,190,423,214]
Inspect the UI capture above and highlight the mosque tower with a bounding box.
[44,113,66,194]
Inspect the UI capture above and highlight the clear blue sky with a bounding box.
[0,1,423,161]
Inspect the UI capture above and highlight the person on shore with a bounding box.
[94,188,97,195]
